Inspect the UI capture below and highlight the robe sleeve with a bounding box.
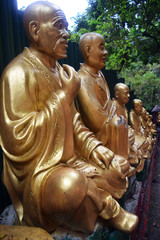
[76,71,116,134]
[0,59,71,179]
[71,103,102,161]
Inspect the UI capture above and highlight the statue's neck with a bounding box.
[81,63,101,78]
[29,46,56,70]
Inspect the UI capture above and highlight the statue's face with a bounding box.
[88,36,108,70]
[117,86,130,105]
[37,8,70,60]
[134,102,143,115]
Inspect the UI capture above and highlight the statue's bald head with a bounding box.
[79,32,104,61]
[23,1,64,43]
[114,83,129,95]
[132,99,142,108]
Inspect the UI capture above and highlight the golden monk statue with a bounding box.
[129,99,144,134]
[141,108,151,137]
[141,108,155,147]
[113,83,136,148]
[148,114,157,135]
[0,1,138,235]
[76,32,136,179]
[129,99,151,159]
[157,112,160,125]
[112,83,146,172]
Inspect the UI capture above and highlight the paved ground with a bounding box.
[145,130,160,240]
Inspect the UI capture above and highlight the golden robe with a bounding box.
[76,65,116,136]
[129,109,143,135]
[0,48,129,233]
[129,109,150,159]
[112,99,146,171]
[77,64,131,158]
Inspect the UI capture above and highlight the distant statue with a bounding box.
[0,1,138,235]
[129,99,143,133]
[113,83,135,146]
[76,33,137,177]
[141,108,156,146]
[129,99,151,159]
[113,83,145,172]
[157,112,160,125]
[148,114,157,135]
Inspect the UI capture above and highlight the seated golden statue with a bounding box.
[76,33,137,177]
[157,112,160,125]
[129,99,151,159]
[0,1,138,235]
[141,108,156,147]
[148,114,157,135]
[141,108,151,137]
[112,83,145,172]
[113,83,135,146]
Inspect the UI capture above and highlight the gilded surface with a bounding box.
[129,99,152,159]
[77,64,130,158]
[0,3,138,235]
[113,83,145,172]
[76,33,135,171]
[157,112,160,124]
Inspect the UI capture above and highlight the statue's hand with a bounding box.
[59,64,81,105]
[90,145,114,169]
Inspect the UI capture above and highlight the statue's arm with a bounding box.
[0,65,66,158]
[72,104,114,168]
[76,78,109,133]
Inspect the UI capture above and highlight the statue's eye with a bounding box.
[99,44,105,52]
[54,20,63,29]
[100,46,105,51]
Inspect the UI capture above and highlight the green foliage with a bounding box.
[70,0,160,71]
[70,0,160,110]
[120,62,160,110]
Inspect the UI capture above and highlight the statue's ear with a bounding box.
[85,44,91,58]
[29,21,40,42]
[115,90,119,99]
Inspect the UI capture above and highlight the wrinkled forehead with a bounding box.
[40,5,67,23]
[52,10,67,22]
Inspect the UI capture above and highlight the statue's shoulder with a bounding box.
[1,49,32,81]
[78,70,91,87]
